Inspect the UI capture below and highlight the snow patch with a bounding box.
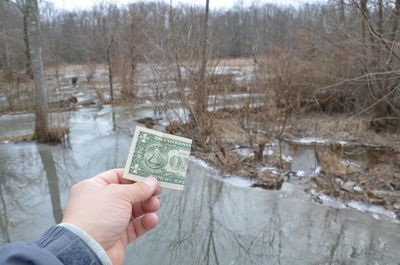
[346,201,398,220]
[310,189,398,222]
[260,166,278,172]
[315,193,347,209]
[372,214,380,220]
[314,166,321,175]
[296,170,305,177]
[189,156,215,170]
[282,154,293,161]
[292,137,329,144]
[217,175,256,188]
[341,160,362,169]
[233,148,253,157]
[263,149,274,155]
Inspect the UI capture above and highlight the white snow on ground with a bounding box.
[310,189,399,222]
[263,149,274,155]
[314,193,347,209]
[191,153,398,222]
[232,146,277,158]
[288,138,388,150]
[346,201,398,220]
[314,166,321,175]
[190,156,256,188]
[282,154,293,161]
[296,170,305,177]
[217,175,257,188]
[260,166,277,172]
[290,137,330,144]
[233,148,253,157]
[287,137,358,146]
[341,159,362,169]
[189,156,215,170]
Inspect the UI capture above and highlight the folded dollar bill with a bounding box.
[123,126,192,190]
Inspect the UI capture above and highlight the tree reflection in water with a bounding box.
[0,143,78,244]
[162,168,227,265]
[0,136,399,263]
[0,147,42,245]
[0,171,11,244]
[37,145,63,223]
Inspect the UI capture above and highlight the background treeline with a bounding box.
[0,1,302,69]
[1,0,400,127]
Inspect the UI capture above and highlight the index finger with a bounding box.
[94,168,133,184]
[94,168,162,195]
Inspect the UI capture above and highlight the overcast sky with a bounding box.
[50,0,323,11]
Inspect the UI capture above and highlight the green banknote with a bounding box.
[123,126,192,190]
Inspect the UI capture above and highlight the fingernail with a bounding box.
[141,177,157,189]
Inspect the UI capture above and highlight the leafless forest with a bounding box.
[1,0,400,125]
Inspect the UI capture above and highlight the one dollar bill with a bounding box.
[123,126,192,190]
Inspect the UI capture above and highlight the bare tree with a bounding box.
[91,3,121,101]
[27,0,49,141]
[0,1,11,71]
[376,0,383,34]
[390,0,400,42]
[359,0,368,41]
[196,0,210,115]
[338,0,345,23]
[5,0,33,78]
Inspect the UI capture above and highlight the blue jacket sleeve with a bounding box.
[0,226,105,265]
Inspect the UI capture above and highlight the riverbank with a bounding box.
[167,108,400,219]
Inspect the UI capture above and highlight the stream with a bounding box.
[0,103,399,265]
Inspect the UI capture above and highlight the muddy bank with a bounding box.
[288,114,400,151]
[167,108,400,219]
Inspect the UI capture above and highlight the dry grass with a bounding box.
[287,114,400,150]
[313,164,400,217]
[0,134,33,143]
[210,118,248,144]
[217,58,255,67]
[0,126,69,144]
[45,58,254,74]
[166,112,285,189]
[46,64,105,72]
[48,126,70,143]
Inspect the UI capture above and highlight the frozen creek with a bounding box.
[0,104,399,265]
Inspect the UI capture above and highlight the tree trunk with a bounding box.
[338,0,345,23]
[377,0,383,34]
[197,0,210,115]
[23,3,33,79]
[391,0,400,42]
[107,46,114,101]
[0,2,10,69]
[360,0,368,41]
[28,0,49,142]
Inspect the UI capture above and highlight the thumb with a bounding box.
[119,177,159,205]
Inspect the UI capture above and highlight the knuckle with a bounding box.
[132,182,151,199]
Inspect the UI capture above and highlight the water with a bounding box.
[1,105,399,264]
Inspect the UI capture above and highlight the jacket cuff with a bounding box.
[58,223,112,265]
[35,224,112,265]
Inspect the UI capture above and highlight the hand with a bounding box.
[62,169,161,265]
